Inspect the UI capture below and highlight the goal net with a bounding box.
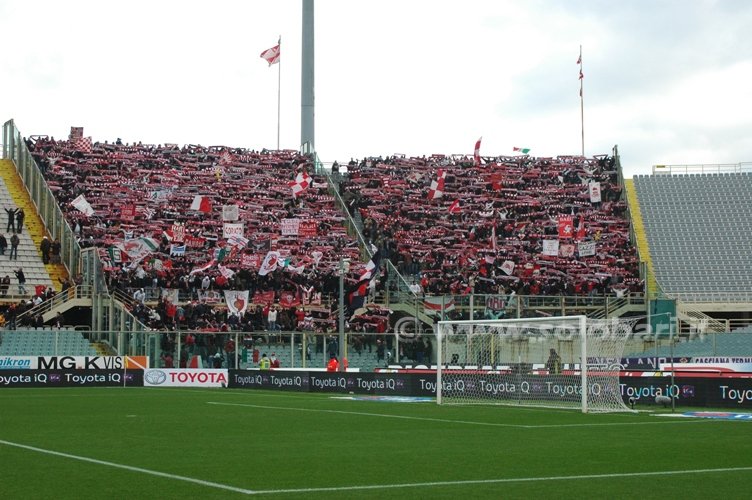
[436,315,637,413]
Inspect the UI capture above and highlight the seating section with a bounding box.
[634,173,752,298]
[0,328,96,356]
[339,154,640,295]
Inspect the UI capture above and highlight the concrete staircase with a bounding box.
[0,159,68,296]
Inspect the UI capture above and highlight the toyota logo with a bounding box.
[144,370,167,385]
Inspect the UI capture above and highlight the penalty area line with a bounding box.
[250,466,752,495]
[207,401,719,429]
[0,439,256,495]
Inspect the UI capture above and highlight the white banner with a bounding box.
[222,204,239,221]
[171,223,185,243]
[280,218,300,236]
[143,369,228,387]
[224,290,249,315]
[589,182,602,203]
[542,239,559,256]
[500,260,515,276]
[578,240,596,257]
[71,194,95,216]
[161,288,179,304]
[222,223,244,239]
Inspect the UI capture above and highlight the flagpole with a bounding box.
[277,35,281,151]
[579,45,584,157]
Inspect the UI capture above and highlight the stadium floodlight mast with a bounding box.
[436,315,638,413]
[300,0,315,154]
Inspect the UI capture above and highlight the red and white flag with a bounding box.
[73,137,92,153]
[428,169,446,200]
[448,199,461,214]
[558,215,574,239]
[473,137,482,166]
[575,216,586,240]
[289,171,312,197]
[189,260,215,275]
[190,195,212,213]
[423,296,456,314]
[259,250,281,276]
[260,42,280,66]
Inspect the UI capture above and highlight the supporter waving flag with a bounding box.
[575,216,587,240]
[448,199,461,214]
[259,250,281,276]
[473,137,482,166]
[359,249,382,282]
[289,171,312,198]
[190,195,212,213]
[70,194,95,216]
[189,260,215,275]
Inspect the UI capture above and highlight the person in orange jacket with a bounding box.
[326,355,339,372]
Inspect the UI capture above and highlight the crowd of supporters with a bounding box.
[337,153,640,297]
[27,136,363,332]
[23,136,641,337]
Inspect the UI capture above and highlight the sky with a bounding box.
[1,0,750,178]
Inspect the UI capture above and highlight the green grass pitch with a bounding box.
[1,387,751,499]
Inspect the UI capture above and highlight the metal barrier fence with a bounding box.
[3,326,750,371]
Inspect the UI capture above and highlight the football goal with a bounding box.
[436,315,637,413]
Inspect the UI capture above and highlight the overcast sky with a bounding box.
[2,0,750,177]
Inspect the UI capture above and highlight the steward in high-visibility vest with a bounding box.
[259,354,271,370]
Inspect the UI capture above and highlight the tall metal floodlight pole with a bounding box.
[578,45,585,156]
[301,0,315,154]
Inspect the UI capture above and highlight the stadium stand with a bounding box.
[12,120,749,369]
[0,327,96,356]
[633,171,752,300]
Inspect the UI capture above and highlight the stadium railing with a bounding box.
[652,162,752,175]
[2,119,81,277]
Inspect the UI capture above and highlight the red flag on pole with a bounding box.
[260,43,281,66]
[473,137,482,166]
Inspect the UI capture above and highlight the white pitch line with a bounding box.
[249,466,752,495]
[3,437,749,496]
[206,401,718,429]
[0,439,256,495]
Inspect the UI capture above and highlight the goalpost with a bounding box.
[436,315,637,413]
